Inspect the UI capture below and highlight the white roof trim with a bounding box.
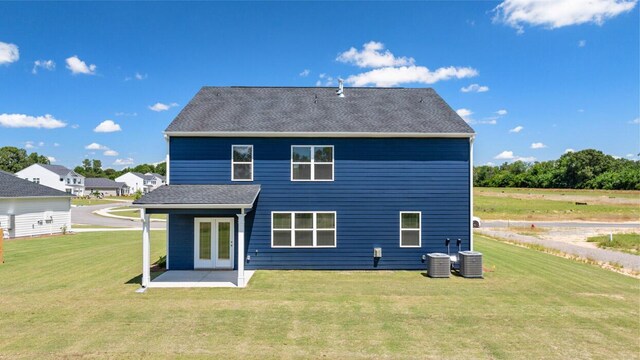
[131,203,254,209]
[165,131,475,138]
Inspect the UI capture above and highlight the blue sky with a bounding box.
[0,1,638,168]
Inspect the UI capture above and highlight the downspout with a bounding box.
[469,135,475,251]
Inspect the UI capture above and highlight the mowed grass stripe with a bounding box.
[0,232,637,359]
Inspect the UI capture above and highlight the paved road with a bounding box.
[483,220,640,229]
[477,229,640,271]
[71,203,166,229]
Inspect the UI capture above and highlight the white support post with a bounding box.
[470,136,475,251]
[164,134,170,185]
[236,210,246,287]
[142,208,151,288]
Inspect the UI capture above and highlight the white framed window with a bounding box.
[291,145,334,181]
[272,211,336,248]
[232,145,253,181]
[400,211,421,248]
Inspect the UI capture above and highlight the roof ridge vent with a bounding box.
[336,78,345,97]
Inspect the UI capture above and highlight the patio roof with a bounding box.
[131,184,260,209]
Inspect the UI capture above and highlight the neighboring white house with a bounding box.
[0,170,72,239]
[15,164,85,196]
[115,172,165,194]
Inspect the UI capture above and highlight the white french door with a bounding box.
[194,218,234,269]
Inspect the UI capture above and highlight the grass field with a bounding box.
[0,232,638,359]
[71,198,123,206]
[109,209,167,220]
[475,187,640,221]
[587,233,640,255]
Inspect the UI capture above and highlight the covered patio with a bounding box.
[132,184,260,291]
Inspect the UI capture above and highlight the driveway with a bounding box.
[72,203,166,229]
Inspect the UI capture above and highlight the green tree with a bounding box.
[0,146,50,173]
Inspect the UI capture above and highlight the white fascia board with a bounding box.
[164,131,475,138]
[130,203,254,209]
[0,196,73,199]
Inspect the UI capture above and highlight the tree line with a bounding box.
[474,149,640,190]
[0,146,165,180]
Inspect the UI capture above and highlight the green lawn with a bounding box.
[71,198,123,206]
[476,187,640,199]
[587,233,640,255]
[0,232,637,358]
[475,193,640,221]
[110,209,167,220]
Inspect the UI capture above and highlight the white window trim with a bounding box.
[231,145,254,181]
[399,211,422,248]
[290,145,334,182]
[271,211,337,248]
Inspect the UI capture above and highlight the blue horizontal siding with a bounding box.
[168,137,470,270]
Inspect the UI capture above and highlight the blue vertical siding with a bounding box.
[168,137,470,270]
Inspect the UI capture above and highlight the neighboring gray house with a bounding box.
[16,164,85,196]
[85,178,128,196]
[0,170,72,239]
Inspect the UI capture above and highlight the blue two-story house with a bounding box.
[133,85,475,288]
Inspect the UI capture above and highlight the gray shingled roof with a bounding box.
[165,87,475,134]
[85,178,127,189]
[0,170,73,198]
[133,185,260,207]
[40,164,74,177]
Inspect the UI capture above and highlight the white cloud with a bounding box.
[32,60,55,74]
[509,125,524,133]
[85,143,107,150]
[626,153,634,157]
[65,55,96,75]
[0,41,19,65]
[93,120,122,133]
[319,73,326,79]
[629,117,640,124]
[478,118,498,125]
[578,109,585,112]
[24,141,35,149]
[336,41,415,68]
[531,142,547,149]
[149,102,178,112]
[456,108,474,123]
[0,113,67,129]
[115,112,137,117]
[53,143,60,147]
[103,150,119,156]
[515,156,537,162]
[71,124,80,129]
[495,151,515,160]
[578,40,587,47]
[461,84,489,93]
[125,72,147,81]
[47,156,56,163]
[299,69,310,77]
[113,158,134,166]
[38,141,45,147]
[345,65,478,87]
[495,150,536,162]
[315,80,322,87]
[485,161,495,166]
[493,0,638,33]
[565,148,575,153]
[496,109,508,116]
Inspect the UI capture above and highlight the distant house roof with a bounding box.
[85,178,127,189]
[39,164,83,178]
[133,185,260,209]
[165,87,475,136]
[0,170,73,198]
[146,173,166,181]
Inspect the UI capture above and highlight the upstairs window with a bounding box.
[232,145,253,181]
[291,145,333,181]
[400,212,421,248]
